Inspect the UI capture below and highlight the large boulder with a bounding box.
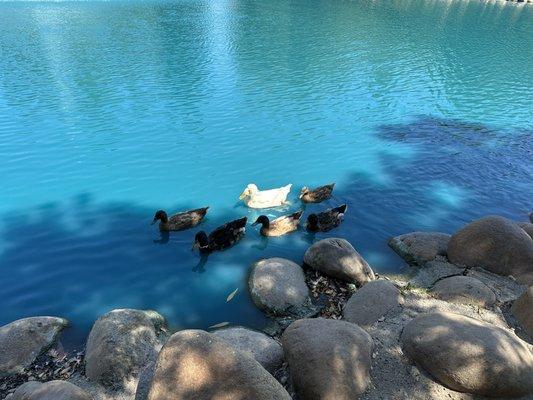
[343,280,402,327]
[248,258,310,316]
[518,222,533,239]
[12,380,92,400]
[430,276,496,307]
[388,232,450,266]
[212,327,283,373]
[447,216,533,285]
[85,309,167,388]
[0,316,68,377]
[281,318,373,400]
[511,286,533,338]
[401,312,533,397]
[146,329,291,400]
[303,238,375,284]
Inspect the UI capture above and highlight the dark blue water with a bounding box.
[0,0,531,347]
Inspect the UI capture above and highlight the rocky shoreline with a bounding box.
[1,214,532,400]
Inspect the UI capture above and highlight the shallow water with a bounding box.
[0,0,532,347]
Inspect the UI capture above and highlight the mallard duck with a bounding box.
[299,183,335,203]
[192,217,247,253]
[152,207,209,232]
[306,204,347,232]
[239,183,292,208]
[252,210,303,237]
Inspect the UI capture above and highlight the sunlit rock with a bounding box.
[85,309,167,389]
[401,312,533,397]
[212,327,283,373]
[447,216,533,285]
[12,380,92,400]
[511,286,533,339]
[248,258,310,317]
[430,275,496,307]
[146,329,291,400]
[388,231,450,266]
[343,280,403,327]
[303,238,375,284]
[0,316,68,377]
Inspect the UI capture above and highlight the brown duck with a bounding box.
[152,207,209,232]
[299,183,335,203]
[252,211,303,237]
[306,204,347,232]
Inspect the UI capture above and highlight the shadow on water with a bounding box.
[0,116,531,348]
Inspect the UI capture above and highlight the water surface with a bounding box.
[0,0,532,347]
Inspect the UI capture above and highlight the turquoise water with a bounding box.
[0,0,532,347]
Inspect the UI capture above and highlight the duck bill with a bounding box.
[150,219,157,225]
[238,191,247,200]
[191,242,200,251]
[251,221,259,226]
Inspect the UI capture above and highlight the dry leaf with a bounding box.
[209,322,230,329]
[226,288,238,302]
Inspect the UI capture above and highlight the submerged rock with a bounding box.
[281,318,373,400]
[511,286,533,339]
[388,231,450,266]
[12,380,92,400]
[343,280,402,327]
[212,327,283,373]
[401,312,533,397]
[85,309,167,389]
[146,329,291,400]
[0,316,68,377]
[303,238,375,284]
[248,258,310,317]
[447,216,533,285]
[430,275,496,307]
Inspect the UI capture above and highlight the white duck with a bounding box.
[239,183,292,209]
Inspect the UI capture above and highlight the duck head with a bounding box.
[299,187,310,199]
[307,214,319,231]
[239,183,259,200]
[252,215,270,229]
[192,231,209,251]
[152,210,168,224]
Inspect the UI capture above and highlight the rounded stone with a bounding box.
[212,327,283,373]
[281,318,373,400]
[430,276,496,307]
[0,316,68,377]
[447,216,533,285]
[146,329,291,400]
[12,380,92,400]
[248,258,309,316]
[401,312,533,397]
[85,309,167,388]
[511,286,533,338]
[388,231,450,266]
[303,238,375,284]
[343,280,403,327]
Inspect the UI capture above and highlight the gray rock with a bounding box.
[511,286,533,339]
[518,222,533,239]
[343,280,403,327]
[248,258,310,316]
[281,318,373,400]
[12,380,92,400]
[401,312,533,397]
[388,232,450,266]
[303,238,375,284]
[212,327,283,373]
[466,267,525,303]
[146,329,291,400]
[430,275,496,307]
[0,317,68,377]
[85,309,167,388]
[409,260,465,289]
[447,216,533,285]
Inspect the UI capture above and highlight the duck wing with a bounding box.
[208,217,247,250]
[317,204,346,231]
[168,207,209,230]
[270,210,303,234]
